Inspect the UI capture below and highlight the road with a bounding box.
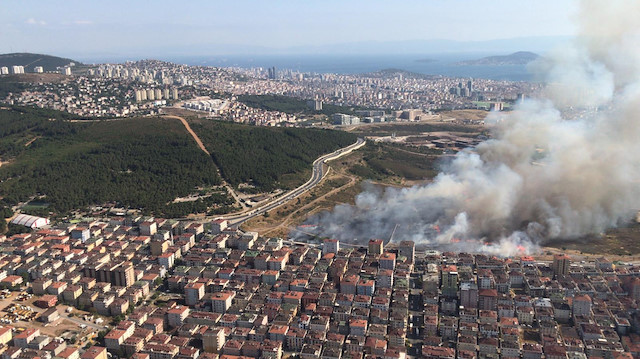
[221,137,366,226]
[162,115,210,155]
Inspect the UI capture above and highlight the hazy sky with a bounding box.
[1,0,578,59]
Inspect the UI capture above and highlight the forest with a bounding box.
[0,107,222,217]
[191,120,358,191]
[0,106,358,217]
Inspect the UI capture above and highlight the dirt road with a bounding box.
[162,115,246,210]
[162,115,210,156]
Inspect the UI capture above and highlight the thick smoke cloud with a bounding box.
[299,0,640,255]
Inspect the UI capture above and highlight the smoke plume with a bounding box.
[300,0,640,255]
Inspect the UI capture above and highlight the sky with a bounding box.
[0,0,578,60]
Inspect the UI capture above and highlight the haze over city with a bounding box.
[1,0,578,60]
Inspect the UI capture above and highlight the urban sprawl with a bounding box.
[2,60,539,125]
[0,214,637,359]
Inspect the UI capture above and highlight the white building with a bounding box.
[11,66,25,74]
[0,67,8,75]
[61,67,72,76]
[332,113,360,126]
[322,239,339,255]
[33,66,44,73]
[10,214,50,229]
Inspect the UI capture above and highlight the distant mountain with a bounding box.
[456,51,540,66]
[0,53,81,72]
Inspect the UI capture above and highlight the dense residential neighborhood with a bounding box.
[1,59,539,124]
[0,215,637,359]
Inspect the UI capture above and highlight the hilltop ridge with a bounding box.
[0,53,81,72]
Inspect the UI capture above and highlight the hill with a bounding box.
[0,106,358,217]
[456,51,540,66]
[0,106,224,217]
[190,118,358,191]
[0,53,81,72]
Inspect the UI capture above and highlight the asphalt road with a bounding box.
[222,137,366,226]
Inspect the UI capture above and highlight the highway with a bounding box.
[221,137,366,226]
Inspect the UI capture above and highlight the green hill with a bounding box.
[0,106,357,217]
[0,53,81,72]
[0,106,223,217]
[191,119,357,191]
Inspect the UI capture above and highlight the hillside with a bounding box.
[190,119,358,191]
[456,51,540,66]
[0,106,225,217]
[0,106,358,217]
[0,53,81,72]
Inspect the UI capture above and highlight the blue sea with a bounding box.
[169,53,534,82]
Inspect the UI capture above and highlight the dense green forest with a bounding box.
[0,107,222,216]
[191,120,358,191]
[236,94,362,116]
[0,106,359,217]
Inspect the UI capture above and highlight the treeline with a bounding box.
[236,94,361,116]
[192,121,357,191]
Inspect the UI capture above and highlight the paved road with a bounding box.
[221,137,366,226]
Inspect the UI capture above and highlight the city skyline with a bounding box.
[1,0,578,60]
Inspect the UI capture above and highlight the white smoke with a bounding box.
[300,0,640,255]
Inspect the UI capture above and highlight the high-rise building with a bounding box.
[111,262,135,287]
[146,89,155,101]
[0,67,8,75]
[172,88,179,100]
[368,239,384,256]
[398,240,415,263]
[135,90,142,102]
[185,282,205,306]
[553,254,570,277]
[11,66,24,74]
[33,66,44,73]
[467,79,473,94]
[154,89,162,100]
[62,67,72,76]
[85,261,135,287]
[202,328,225,353]
[268,66,277,79]
[441,265,459,298]
[322,239,339,255]
[163,88,170,100]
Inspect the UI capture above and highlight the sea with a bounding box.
[168,53,535,82]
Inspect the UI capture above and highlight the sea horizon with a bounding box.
[79,52,536,82]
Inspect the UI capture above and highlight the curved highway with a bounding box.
[222,137,366,225]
